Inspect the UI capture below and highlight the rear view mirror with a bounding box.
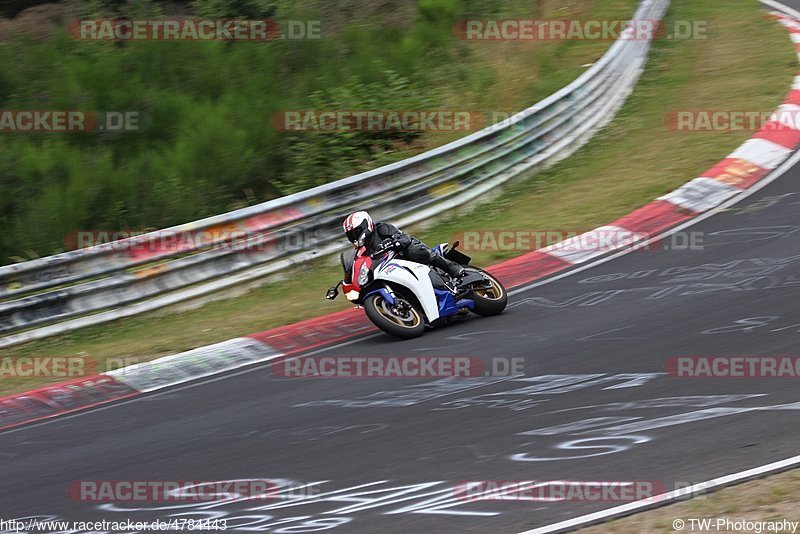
[326,287,339,300]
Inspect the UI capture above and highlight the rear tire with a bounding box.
[465,267,507,316]
[364,293,426,339]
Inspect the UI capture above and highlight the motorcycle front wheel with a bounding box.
[364,293,426,339]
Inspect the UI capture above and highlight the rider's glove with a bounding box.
[390,233,411,249]
[381,238,401,250]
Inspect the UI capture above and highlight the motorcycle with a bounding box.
[325,240,507,339]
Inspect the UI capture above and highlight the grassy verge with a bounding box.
[0,0,636,261]
[578,468,800,533]
[0,0,796,396]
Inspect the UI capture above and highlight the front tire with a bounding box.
[364,293,426,339]
[465,267,508,316]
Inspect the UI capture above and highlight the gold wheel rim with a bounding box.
[375,297,422,328]
[472,274,504,301]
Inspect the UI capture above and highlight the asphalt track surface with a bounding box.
[5,20,800,534]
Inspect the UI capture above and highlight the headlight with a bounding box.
[358,264,370,286]
[345,290,360,301]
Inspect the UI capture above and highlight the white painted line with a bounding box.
[762,0,800,24]
[510,143,800,297]
[6,112,800,437]
[5,0,800,443]
[515,3,800,532]
[509,4,800,298]
[517,453,800,534]
[0,333,385,436]
[6,142,798,438]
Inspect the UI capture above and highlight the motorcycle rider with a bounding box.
[342,211,467,280]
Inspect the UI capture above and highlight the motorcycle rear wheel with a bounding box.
[464,267,508,316]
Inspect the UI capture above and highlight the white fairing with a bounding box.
[374,259,440,322]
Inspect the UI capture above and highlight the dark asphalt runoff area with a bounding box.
[4,10,800,534]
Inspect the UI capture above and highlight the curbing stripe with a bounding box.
[107,337,283,393]
[247,308,374,356]
[543,226,642,265]
[0,375,139,430]
[3,8,800,435]
[658,177,744,213]
[485,251,572,289]
[609,200,696,236]
[728,137,794,169]
[785,89,800,105]
[753,124,800,148]
[699,157,769,190]
[517,4,800,533]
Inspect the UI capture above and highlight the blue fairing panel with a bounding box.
[364,287,395,305]
[456,298,475,311]
[434,289,460,317]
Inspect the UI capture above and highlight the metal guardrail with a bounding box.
[0,0,669,347]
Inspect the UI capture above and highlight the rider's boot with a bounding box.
[431,254,467,280]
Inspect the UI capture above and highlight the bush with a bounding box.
[0,0,460,262]
[0,0,56,18]
[191,0,273,19]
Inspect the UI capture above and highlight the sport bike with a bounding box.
[326,241,507,339]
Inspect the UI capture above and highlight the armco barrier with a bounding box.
[0,0,669,347]
[3,3,800,432]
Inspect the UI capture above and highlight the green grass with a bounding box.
[0,0,795,396]
[578,469,800,533]
[0,0,638,263]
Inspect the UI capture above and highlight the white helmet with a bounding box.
[343,211,374,246]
